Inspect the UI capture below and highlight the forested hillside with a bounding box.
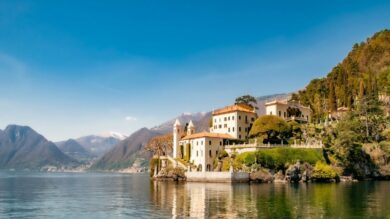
[298,29,390,120]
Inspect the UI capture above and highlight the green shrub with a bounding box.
[312,161,338,180]
[235,148,323,171]
[236,152,256,166]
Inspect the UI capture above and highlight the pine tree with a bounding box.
[328,81,337,112]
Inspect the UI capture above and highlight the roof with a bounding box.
[174,119,181,126]
[188,120,194,128]
[212,104,256,116]
[181,131,235,140]
[265,100,311,110]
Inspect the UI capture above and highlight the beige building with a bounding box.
[172,103,257,172]
[210,104,257,140]
[265,100,311,123]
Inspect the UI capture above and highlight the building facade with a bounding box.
[265,100,312,123]
[210,104,257,140]
[173,103,257,172]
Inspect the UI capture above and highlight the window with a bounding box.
[251,117,255,122]
[279,111,281,117]
[214,119,217,123]
[284,112,286,118]
[219,141,222,146]
[209,150,212,157]
[196,151,198,157]
[209,140,211,145]
[219,125,222,128]
[216,150,218,156]
[196,141,198,146]
[232,127,235,132]
[224,124,227,128]
[201,150,203,156]
[232,116,235,120]
[270,112,272,115]
[239,135,241,139]
[224,117,227,121]
[239,127,241,132]
[239,116,241,120]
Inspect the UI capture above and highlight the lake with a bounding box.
[0,172,389,218]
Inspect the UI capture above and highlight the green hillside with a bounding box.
[298,29,390,120]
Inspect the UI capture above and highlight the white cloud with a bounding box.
[125,116,137,122]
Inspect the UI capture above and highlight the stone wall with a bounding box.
[185,171,249,183]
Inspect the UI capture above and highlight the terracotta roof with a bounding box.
[212,104,255,116]
[181,131,235,140]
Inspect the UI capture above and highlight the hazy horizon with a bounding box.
[1,0,390,141]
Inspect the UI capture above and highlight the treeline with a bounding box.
[297,29,390,121]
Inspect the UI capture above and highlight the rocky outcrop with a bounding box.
[155,167,186,181]
[249,169,273,183]
[285,161,302,182]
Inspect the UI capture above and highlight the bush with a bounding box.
[235,148,323,171]
[311,162,338,181]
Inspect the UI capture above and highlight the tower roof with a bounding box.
[174,119,181,126]
[188,120,195,128]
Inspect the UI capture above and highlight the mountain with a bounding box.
[91,93,290,170]
[298,29,390,120]
[0,125,78,170]
[96,131,127,140]
[90,128,161,170]
[76,134,123,157]
[56,139,94,161]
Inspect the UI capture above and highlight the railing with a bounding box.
[224,141,322,150]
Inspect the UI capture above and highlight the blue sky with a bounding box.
[1,0,390,141]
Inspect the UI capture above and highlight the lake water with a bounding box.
[0,172,390,218]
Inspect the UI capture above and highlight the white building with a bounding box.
[265,100,312,123]
[173,104,257,172]
[210,104,257,140]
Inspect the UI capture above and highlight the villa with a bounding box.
[170,99,316,176]
[173,104,257,172]
[265,99,312,123]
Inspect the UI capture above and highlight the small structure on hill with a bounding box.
[265,99,312,123]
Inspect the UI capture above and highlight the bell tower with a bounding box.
[187,120,195,135]
[173,119,181,158]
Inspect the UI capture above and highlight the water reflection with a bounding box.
[151,181,390,218]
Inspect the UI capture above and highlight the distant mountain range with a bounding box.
[74,134,123,157]
[91,93,290,170]
[0,125,78,170]
[56,139,94,162]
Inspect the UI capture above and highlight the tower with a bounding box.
[187,120,195,136]
[173,119,181,158]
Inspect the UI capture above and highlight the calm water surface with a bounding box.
[0,172,389,218]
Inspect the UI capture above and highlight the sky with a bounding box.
[1,0,390,141]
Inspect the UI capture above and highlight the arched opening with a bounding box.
[206,164,211,171]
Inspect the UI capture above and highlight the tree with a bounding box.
[249,115,290,144]
[286,107,302,118]
[328,81,337,112]
[145,133,173,172]
[235,95,258,109]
